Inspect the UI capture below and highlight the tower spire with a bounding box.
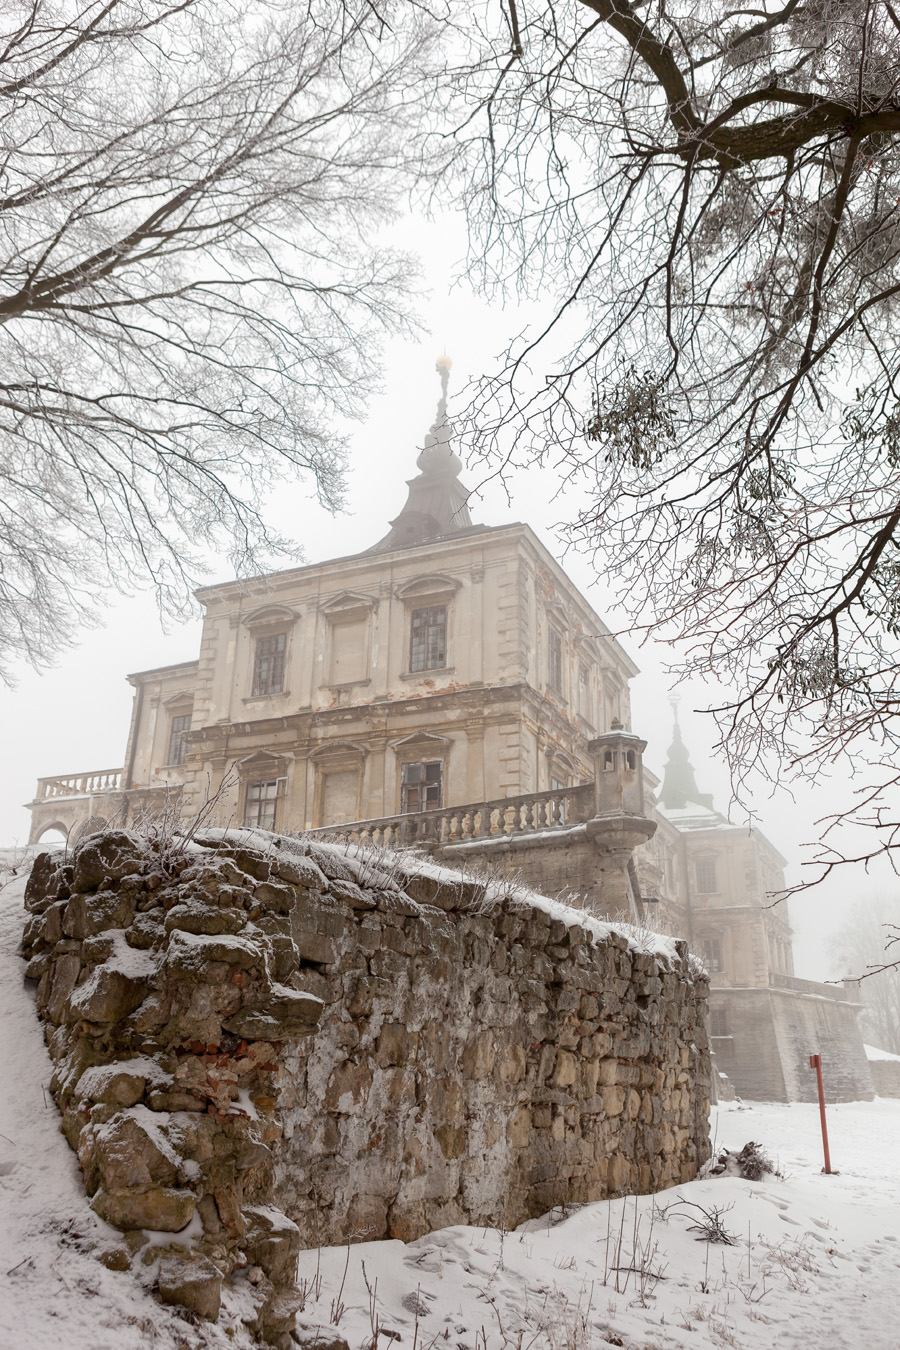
[366,356,475,554]
[659,699,714,811]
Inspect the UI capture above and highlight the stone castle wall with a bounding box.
[21,828,710,1344]
[869,1058,900,1098]
[274,844,710,1245]
[711,988,874,1103]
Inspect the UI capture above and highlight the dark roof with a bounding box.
[365,364,476,554]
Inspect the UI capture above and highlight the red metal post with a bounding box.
[809,1054,832,1174]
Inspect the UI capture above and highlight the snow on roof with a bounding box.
[656,800,734,831]
[865,1042,900,1062]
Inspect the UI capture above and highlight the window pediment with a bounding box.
[162,691,195,709]
[545,601,569,631]
[320,591,376,622]
[309,739,368,763]
[390,731,451,757]
[242,604,299,631]
[395,574,461,605]
[390,731,450,749]
[574,634,601,663]
[237,749,288,775]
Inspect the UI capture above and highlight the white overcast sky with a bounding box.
[2,209,896,979]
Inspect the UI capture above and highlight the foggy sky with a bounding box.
[2,209,895,981]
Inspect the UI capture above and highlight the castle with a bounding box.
[27,361,872,1103]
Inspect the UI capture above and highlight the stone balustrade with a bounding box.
[770,972,851,1001]
[309,783,596,849]
[35,768,124,799]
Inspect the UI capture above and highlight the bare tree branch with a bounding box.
[0,0,442,682]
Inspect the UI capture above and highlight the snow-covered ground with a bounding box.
[2,857,899,1350]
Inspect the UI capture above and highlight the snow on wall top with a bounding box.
[195,826,686,970]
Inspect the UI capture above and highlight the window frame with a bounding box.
[400,759,443,814]
[243,777,284,831]
[548,626,564,693]
[251,631,288,697]
[700,936,724,973]
[167,712,192,767]
[695,856,719,895]
[409,604,448,674]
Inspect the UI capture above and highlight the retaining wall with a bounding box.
[20,828,711,1344]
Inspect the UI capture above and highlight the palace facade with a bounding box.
[27,367,872,1103]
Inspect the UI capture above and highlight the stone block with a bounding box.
[244,1205,301,1285]
[597,1058,618,1086]
[507,1105,532,1148]
[72,831,147,893]
[91,1186,196,1232]
[434,1123,466,1159]
[164,901,245,936]
[69,967,150,1024]
[44,954,82,1024]
[375,1022,412,1067]
[76,1066,154,1108]
[157,1252,223,1321]
[324,1062,373,1113]
[551,1050,578,1089]
[498,1042,527,1084]
[602,1086,626,1117]
[461,1029,495,1081]
[64,891,136,940]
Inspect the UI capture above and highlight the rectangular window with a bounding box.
[400,761,443,813]
[549,628,563,692]
[409,606,447,672]
[710,1007,728,1037]
[244,779,281,830]
[700,937,724,973]
[578,663,590,719]
[167,713,192,766]
[252,632,286,696]
[695,857,719,894]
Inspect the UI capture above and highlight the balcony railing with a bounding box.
[770,972,850,1001]
[34,768,125,801]
[309,783,595,849]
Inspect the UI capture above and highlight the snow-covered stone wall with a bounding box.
[20,827,710,1345]
[273,842,711,1246]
